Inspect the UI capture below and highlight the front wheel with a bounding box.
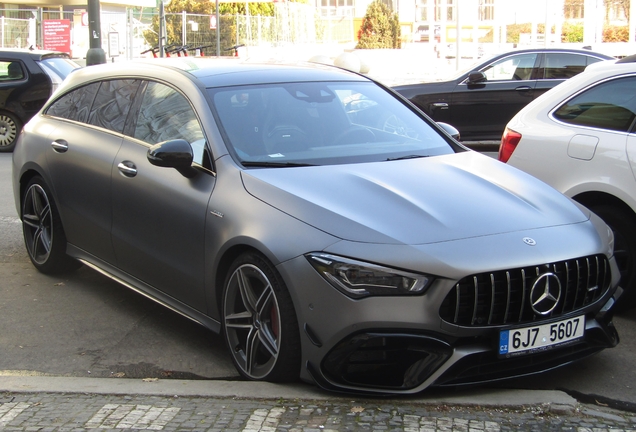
[590,204,636,310]
[222,252,300,381]
[21,176,81,274]
[0,112,21,152]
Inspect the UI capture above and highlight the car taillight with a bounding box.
[499,128,522,163]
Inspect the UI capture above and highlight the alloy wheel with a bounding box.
[22,183,53,265]
[224,263,282,379]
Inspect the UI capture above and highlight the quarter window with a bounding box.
[552,76,636,133]
[133,81,207,166]
[46,82,100,122]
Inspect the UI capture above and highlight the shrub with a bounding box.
[356,0,401,49]
[603,25,629,42]
[562,22,584,42]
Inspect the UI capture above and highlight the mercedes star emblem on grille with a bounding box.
[523,237,537,246]
[530,272,562,315]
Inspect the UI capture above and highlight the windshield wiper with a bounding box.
[241,161,317,168]
[386,155,429,161]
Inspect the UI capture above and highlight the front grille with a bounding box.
[439,254,611,326]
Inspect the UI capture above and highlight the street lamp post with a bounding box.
[86,0,106,65]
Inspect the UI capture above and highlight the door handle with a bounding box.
[51,139,68,153]
[117,161,137,177]
[515,86,533,92]
[432,102,449,109]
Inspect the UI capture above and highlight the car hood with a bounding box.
[240,151,589,245]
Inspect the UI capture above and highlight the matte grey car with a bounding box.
[12,58,622,394]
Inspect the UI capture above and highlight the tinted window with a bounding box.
[481,54,537,81]
[88,80,141,133]
[46,82,100,122]
[134,81,207,166]
[553,76,636,132]
[0,61,24,81]
[211,81,453,166]
[542,53,589,79]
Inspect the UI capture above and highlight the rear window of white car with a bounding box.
[552,75,636,133]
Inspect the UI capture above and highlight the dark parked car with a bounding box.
[394,48,613,142]
[12,59,621,394]
[0,48,79,152]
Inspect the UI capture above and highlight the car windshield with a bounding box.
[209,81,454,166]
[38,57,80,80]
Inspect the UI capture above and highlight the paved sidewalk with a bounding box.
[1,377,636,431]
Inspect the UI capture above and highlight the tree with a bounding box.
[144,0,277,55]
[356,0,401,49]
[565,0,630,22]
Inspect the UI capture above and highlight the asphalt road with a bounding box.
[1,152,634,409]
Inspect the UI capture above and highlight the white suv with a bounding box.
[500,55,636,310]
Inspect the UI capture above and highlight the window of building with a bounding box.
[479,0,495,21]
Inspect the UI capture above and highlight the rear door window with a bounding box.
[88,79,142,133]
[0,61,25,81]
[541,53,593,80]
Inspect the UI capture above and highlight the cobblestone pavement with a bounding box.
[1,391,635,431]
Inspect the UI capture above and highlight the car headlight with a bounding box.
[306,253,433,299]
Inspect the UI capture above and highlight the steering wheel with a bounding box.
[381,115,419,139]
[333,125,376,145]
[263,124,308,153]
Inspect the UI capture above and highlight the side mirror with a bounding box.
[437,122,460,141]
[147,139,197,178]
[467,71,487,85]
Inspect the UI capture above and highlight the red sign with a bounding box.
[43,19,71,54]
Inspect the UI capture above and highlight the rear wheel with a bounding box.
[21,176,81,274]
[589,204,636,310]
[222,252,300,381]
[0,112,21,152]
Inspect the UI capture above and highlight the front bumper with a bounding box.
[309,307,618,394]
[278,251,622,395]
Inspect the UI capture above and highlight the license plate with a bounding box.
[499,315,585,356]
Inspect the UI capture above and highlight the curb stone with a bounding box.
[0,375,578,408]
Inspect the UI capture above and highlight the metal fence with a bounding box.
[0,6,354,59]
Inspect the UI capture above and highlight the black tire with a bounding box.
[222,252,301,382]
[0,111,21,152]
[590,205,636,310]
[21,176,81,274]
